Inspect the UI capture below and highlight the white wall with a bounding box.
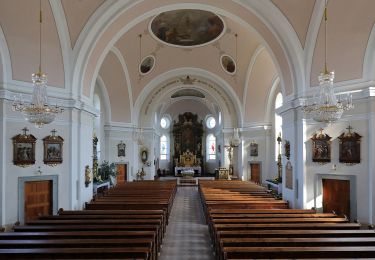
[241,127,273,183]
[0,99,96,228]
[279,97,374,225]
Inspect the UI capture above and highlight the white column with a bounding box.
[368,96,375,225]
[280,104,306,209]
[0,99,5,226]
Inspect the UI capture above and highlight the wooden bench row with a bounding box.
[199,180,375,259]
[0,180,177,259]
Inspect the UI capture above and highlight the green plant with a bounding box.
[96,161,117,182]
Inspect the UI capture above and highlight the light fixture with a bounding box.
[12,0,63,128]
[133,127,145,146]
[302,0,353,123]
[225,128,241,176]
[229,128,241,147]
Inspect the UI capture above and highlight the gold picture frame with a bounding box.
[43,129,64,166]
[12,128,36,167]
[338,126,361,164]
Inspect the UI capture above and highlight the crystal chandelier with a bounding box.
[229,128,241,147]
[133,127,145,146]
[302,1,353,123]
[12,0,63,128]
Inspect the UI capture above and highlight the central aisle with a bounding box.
[159,186,215,260]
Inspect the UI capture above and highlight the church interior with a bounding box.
[1,0,375,258]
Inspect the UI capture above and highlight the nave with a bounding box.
[159,186,214,260]
[1,180,375,259]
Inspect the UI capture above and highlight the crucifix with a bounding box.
[22,127,29,136]
[346,125,353,137]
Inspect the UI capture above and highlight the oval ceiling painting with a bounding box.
[150,9,225,47]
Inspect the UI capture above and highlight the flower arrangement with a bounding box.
[95,160,117,183]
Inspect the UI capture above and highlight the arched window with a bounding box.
[275,92,283,160]
[160,135,168,160]
[206,134,216,160]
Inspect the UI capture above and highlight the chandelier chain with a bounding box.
[12,0,63,128]
[301,0,354,123]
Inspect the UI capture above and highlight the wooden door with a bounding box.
[116,163,127,183]
[250,163,261,184]
[322,179,350,219]
[24,180,52,222]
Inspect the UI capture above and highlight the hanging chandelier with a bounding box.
[229,128,241,147]
[302,0,353,123]
[133,127,145,146]
[12,0,63,128]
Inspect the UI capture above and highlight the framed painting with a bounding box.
[12,130,37,167]
[43,131,64,165]
[117,141,126,157]
[140,147,148,164]
[220,54,236,74]
[250,141,258,157]
[338,126,361,164]
[139,55,155,75]
[150,9,225,47]
[285,161,293,190]
[311,130,331,163]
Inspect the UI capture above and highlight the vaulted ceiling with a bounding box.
[0,0,374,127]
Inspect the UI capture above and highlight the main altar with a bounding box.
[174,151,202,176]
[172,112,204,175]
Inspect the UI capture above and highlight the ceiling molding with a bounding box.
[109,46,134,123]
[363,22,375,81]
[0,24,12,84]
[242,44,265,113]
[304,0,325,90]
[49,0,72,93]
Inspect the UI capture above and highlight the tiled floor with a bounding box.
[159,186,215,260]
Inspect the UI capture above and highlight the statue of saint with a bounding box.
[84,165,91,187]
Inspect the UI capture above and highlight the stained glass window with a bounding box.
[160,135,168,160]
[206,134,216,160]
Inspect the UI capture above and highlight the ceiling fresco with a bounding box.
[150,9,225,47]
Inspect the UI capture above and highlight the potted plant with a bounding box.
[95,160,117,183]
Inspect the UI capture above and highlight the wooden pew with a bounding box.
[0,238,154,260]
[13,224,162,253]
[222,246,375,259]
[199,180,375,259]
[0,247,150,259]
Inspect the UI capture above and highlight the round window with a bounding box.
[206,116,216,129]
[160,117,170,129]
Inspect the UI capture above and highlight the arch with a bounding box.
[0,24,12,84]
[304,0,326,89]
[49,0,71,92]
[363,22,375,81]
[107,46,133,122]
[243,44,266,112]
[264,76,281,124]
[133,67,243,129]
[95,75,112,125]
[72,1,301,104]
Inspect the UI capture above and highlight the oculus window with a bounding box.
[206,116,216,129]
[160,117,170,129]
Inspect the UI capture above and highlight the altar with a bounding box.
[175,167,201,176]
